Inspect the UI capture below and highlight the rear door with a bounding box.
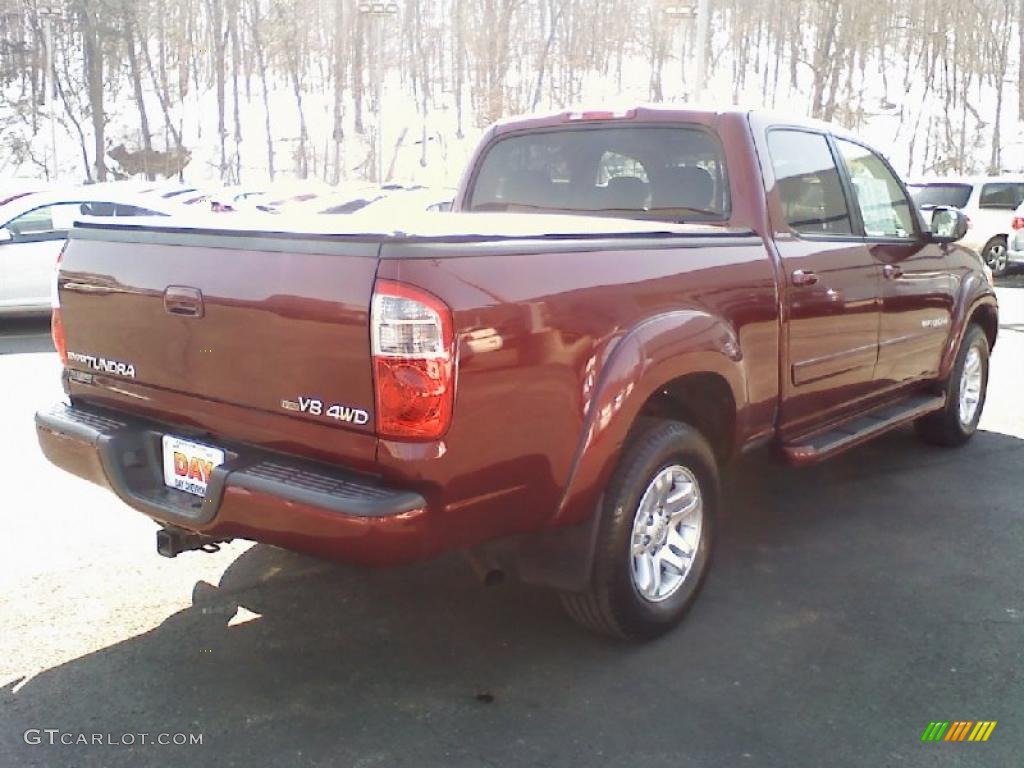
[762,128,883,436]
[833,138,953,387]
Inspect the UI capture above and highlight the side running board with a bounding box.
[782,394,946,464]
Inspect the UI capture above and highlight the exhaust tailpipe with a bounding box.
[465,551,506,587]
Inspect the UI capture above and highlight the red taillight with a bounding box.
[51,242,68,364]
[371,280,455,440]
[51,308,68,365]
[1012,216,1024,230]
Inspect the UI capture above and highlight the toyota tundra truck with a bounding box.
[36,107,997,639]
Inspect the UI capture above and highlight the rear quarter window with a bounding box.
[466,125,730,223]
[979,183,1024,210]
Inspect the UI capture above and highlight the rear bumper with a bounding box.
[1008,232,1024,265]
[35,401,431,565]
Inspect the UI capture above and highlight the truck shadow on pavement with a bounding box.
[3,427,1023,767]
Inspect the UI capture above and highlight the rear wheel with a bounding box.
[915,324,989,447]
[560,420,718,640]
[982,237,1009,277]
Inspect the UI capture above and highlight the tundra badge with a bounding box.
[67,351,137,379]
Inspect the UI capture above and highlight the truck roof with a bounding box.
[487,103,852,140]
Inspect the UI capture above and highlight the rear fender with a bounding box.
[939,273,998,380]
[513,310,745,591]
[516,309,741,593]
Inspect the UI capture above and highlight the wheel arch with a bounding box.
[630,372,738,465]
[510,309,750,592]
[940,277,998,379]
[968,301,998,352]
[554,309,747,528]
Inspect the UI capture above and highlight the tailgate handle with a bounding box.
[164,286,205,318]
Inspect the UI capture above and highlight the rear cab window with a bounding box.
[465,124,730,223]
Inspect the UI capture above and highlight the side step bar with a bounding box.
[782,394,945,464]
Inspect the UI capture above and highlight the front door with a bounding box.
[763,128,882,437]
[833,139,954,387]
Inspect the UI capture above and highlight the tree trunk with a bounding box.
[78,2,106,181]
[248,0,274,181]
[206,0,228,181]
[454,0,464,138]
[354,12,365,134]
[1019,0,1024,122]
[55,67,92,183]
[331,0,345,183]
[125,19,154,180]
[230,4,242,184]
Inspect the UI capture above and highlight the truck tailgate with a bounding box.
[58,225,380,443]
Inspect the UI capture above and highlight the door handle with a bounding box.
[164,285,205,318]
[791,269,818,286]
[883,264,903,279]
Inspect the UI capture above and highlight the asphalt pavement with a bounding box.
[1,285,1023,768]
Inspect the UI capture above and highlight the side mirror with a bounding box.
[0,227,12,244]
[928,207,968,244]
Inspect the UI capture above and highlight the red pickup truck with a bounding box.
[37,107,997,639]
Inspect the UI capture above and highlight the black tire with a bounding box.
[560,420,718,640]
[915,324,989,447]
[982,237,1010,277]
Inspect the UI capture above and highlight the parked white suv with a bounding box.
[909,176,1024,275]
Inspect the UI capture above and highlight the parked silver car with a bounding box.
[0,187,177,316]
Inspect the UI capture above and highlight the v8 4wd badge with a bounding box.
[281,397,370,425]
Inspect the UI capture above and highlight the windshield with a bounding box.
[908,183,972,209]
[466,125,730,223]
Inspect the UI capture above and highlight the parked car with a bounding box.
[295,184,456,216]
[0,188,178,316]
[350,186,456,216]
[226,180,339,214]
[275,183,384,215]
[37,107,996,640]
[909,176,1024,275]
[1009,201,1024,268]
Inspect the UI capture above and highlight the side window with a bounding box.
[114,204,168,217]
[4,203,81,239]
[767,130,853,236]
[80,201,116,216]
[835,139,916,239]
[979,183,1024,210]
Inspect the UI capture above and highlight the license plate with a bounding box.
[161,435,225,497]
